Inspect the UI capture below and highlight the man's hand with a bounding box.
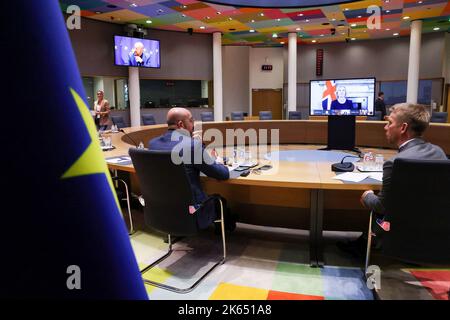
[360,190,374,208]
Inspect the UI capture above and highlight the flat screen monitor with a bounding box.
[114,35,160,68]
[310,78,375,116]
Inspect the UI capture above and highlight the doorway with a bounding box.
[252,88,283,120]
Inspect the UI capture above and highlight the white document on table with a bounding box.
[333,172,370,182]
[368,172,383,181]
[106,156,131,164]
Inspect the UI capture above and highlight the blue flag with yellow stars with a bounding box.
[0,1,147,299]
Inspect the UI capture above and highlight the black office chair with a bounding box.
[259,111,272,120]
[367,111,382,121]
[430,112,448,123]
[200,111,214,122]
[141,114,156,125]
[231,112,244,121]
[365,158,450,272]
[288,111,302,120]
[111,115,126,129]
[129,148,226,293]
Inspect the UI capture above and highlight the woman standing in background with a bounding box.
[94,90,110,131]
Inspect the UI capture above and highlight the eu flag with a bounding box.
[0,1,147,298]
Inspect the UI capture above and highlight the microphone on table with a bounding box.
[331,155,360,172]
[119,129,142,149]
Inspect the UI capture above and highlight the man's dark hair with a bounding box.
[378,92,384,97]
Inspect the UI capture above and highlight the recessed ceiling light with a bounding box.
[200,26,206,29]
[386,10,391,13]
[251,19,255,23]
[351,37,356,40]
[344,8,349,11]
[341,32,346,35]
[146,20,152,24]
[280,42,285,44]
[129,3,137,7]
[260,13,264,17]
[331,18,336,21]
[386,28,390,31]
[296,27,301,31]
[433,27,440,31]
[312,40,317,43]
[298,13,304,17]
[320,34,324,37]
[357,15,362,18]
[305,19,310,22]
[277,18,281,21]
[393,32,399,36]
[182,5,187,9]
[351,23,357,27]
[272,33,278,38]
[228,17,233,21]
[206,16,210,19]
[385,0,390,3]
[249,29,255,32]
[403,16,410,20]
[216,11,221,15]
[418,1,423,3]
[95,11,102,14]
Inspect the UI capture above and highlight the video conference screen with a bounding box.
[310,78,375,116]
[114,35,160,68]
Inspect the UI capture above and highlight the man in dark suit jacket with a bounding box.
[339,103,447,256]
[374,92,387,119]
[148,107,232,230]
[361,103,447,215]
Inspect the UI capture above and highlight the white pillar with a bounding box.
[213,32,223,121]
[128,67,141,127]
[406,20,422,104]
[288,32,297,116]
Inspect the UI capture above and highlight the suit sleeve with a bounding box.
[192,141,229,181]
[363,159,393,215]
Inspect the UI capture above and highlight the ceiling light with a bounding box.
[182,5,187,9]
[95,11,102,14]
[305,19,310,22]
[312,40,317,43]
[228,17,233,21]
[320,34,324,37]
[298,13,304,17]
[146,20,152,24]
[385,0,390,3]
[251,19,255,22]
[357,15,362,18]
[206,16,210,19]
[331,18,336,21]
[129,3,137,7]
[216,11,221,15]
[260,13,264,17]
[418,1,423,3]
[344,8,349,11]
[200,26,205,29]
[386,10,391,13]
[272,33,278,38]
[249,29,255,32]
[296,27,301,31]
[351,23,357,27]
[351,37,356,40]
[181,14,186,17]
[433,27,440,31]
[280,42,285,44]
[393,32,399,36]
[386,28,390,31]
[403,16,410,20]
[277,18,281,21]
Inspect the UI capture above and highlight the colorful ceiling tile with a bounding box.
[60,0,450,46]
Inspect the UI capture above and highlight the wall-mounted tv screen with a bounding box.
[114,35,160,68]
[310,78,375,116]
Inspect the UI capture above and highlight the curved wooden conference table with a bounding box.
[104,120,450,267]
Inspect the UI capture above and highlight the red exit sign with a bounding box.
[261,65,273,71]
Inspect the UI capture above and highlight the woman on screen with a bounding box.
[330,85,353,110]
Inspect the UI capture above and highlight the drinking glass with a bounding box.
[375,154,384,171]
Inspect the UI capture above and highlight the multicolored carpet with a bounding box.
[131,224,374,300]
